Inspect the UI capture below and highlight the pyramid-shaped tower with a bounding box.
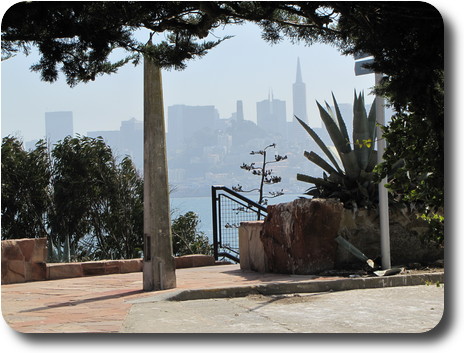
[292,57,308,124]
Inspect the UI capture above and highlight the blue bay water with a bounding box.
[170,193,305,244]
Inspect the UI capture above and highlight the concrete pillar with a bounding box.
[143,47,177,291]
[239,221,267,273]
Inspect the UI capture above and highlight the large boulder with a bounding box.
[260,198,343,274]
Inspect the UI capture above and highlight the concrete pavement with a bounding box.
[123,285,445,333]
[1,264,444,333]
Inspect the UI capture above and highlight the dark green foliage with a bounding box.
[171,211,212,257]
[1,137,51,239]
[374,111,444,245]
[49,135,118,259]
[7,135,146,261]
[63,135,142,260]
[104,157,144,259]
[1,135,211,260]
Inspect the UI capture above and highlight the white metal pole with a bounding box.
[375,73,391,269]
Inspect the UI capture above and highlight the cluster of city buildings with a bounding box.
[29,59,355,197]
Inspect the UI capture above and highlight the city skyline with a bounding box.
[2,21,377,143]
[13,57,383,199]
[34,56,347,198]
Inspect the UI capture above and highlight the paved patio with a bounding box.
[1,264,444,333]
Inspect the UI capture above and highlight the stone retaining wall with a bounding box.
[46,259,144,281]
[1,238,216,284]
[239,198,443,274]
[337,207,443,266]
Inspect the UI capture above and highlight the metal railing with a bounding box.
[211,185,267,263]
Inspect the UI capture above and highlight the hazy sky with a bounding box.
[0,1,452,143]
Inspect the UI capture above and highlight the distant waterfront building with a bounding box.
[256,91,286,136]
[87,130,120,150]
[87,117,143,170]
[235,100,244,121]
[229,100,245,122]
[45,111,73,146]
[167,104,220,152]
[120,117,143,168]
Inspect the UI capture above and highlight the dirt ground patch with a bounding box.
[318,260,444,278]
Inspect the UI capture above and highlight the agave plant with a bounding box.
[296,91,378,209]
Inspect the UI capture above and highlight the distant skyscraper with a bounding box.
[45,111,73,145]
[236,100,244,121]
[167,104,219,152]
[292,58,307,124]
[256,91,286,136]
[120,117,143,168]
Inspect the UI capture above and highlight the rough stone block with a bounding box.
[261,198,343,274]
[47,263,83,280]
[103,260,122,275]
[191,254,215,267]
[29,262,47,281]
[1,260,7,282]
[1,240,24,261]
[31,238,47,263]
[2,260,26,284]
[82,261,107,276]
[16,238,36,262]
[119,259,143,273]
[175,254,215,269]
[175,256,193,268]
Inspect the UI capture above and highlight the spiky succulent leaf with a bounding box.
[352,91,373,171]
[366,150,378,172]
[367,98,377,143]
[339,150,361,179]
[303,150,340,176]
[296,116,343,174]
[324,102,335,121]
[296,173,334,188]
[327,145,343,169]
[332,92,350,145]
[316,101,351,154]
[365,99,378,172]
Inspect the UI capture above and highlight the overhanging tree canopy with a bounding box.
[2,2,442,89]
